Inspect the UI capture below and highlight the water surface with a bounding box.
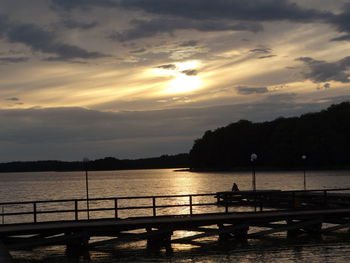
[1,169,350,262]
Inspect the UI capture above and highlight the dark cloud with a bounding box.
[115,0,350,42]
[323,83,331,89]
[49,0,350,42]
[258,55,277,59]
[250,47,272,53]
[129,48,146,54]
[316,82,332,90]
[297,56,350,83]
[181,69,198,76]
[264,93,297,103]
[5,97,19,101]
[250,47,276,59]
[0,16,107,61]
[157,64,177,70]
[0,99,342,161]
[331,34,350,41]
[119,0,327,22]
[236,86,269,95]
[180,40,199,47]
[0,57,28,63]
[49,0,117,11]
[61,19,98,30]
[329,5,350,41]
[112,18,262,41]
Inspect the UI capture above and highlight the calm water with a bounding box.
[1,168,350,263]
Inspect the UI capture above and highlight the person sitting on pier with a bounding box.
[232,183,239,192]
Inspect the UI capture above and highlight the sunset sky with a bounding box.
[1,0,350,161]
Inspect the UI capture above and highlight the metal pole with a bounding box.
[302,155,307,191]
[250,154,257,192]
[252,162,256,191]
[85,161,90,220]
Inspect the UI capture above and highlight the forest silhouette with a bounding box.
[189,102,350,170]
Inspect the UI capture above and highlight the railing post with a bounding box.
[254,192,257,212]
[324,190,328,207]
[189,195,193,216]
[74,200,79,221]
[292,191,296,209]
[1,206,4,224]
[33,202,37,223]
[114,199,118,219]
[152,197,156,217]
[225,194,228,214]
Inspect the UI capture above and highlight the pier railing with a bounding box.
[0,193,221,224]
[1,188,350,225]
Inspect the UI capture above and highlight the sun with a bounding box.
[166,74,201,94]
[150,60,202,94]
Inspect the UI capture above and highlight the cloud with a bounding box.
[0,57,28,63]
[329,4,350,41]
[119,0,327,22]
[264,93,297,103]
[297,56,350,83]
[5,97,20,101]
[181,69,198,76]
[331,34,350,41]
[323,83,331,89]
[258,55,277,59]
[0,99,343,161]
[250,47,272,53]
[49,0,350,43]
[236,86,269,95]
[249,47,276,59]
[157,64,177,70]
[129,48,146,54]
[49,0,117,11]
[61,19,98,30]
[0,16,108,61]
[112,18,263,41]
[180,40,199,47]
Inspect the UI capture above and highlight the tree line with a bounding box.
[0,154,189,173]
[189,102,350,170]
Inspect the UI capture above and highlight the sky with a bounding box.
[1,0,350,162]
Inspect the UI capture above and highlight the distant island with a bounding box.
[2,102,350,173]
[189,101,350,171]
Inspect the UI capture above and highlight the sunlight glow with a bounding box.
[167,74,201,94]
[150,60,202,94]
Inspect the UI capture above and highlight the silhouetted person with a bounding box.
[232,183,239,192]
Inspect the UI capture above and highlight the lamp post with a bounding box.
[301,155,307,191]
[83,157,90,220]
[251,153,258,191]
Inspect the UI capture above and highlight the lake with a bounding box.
[1,168,350,262]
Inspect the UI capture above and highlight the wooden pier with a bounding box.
[1,189,350,260]
[216,188,350,209]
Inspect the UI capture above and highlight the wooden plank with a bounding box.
[172,224,248,243]
[248,219,322,238]
[89,229,171,247]
[321,222,350,233]
[7,232,88,250]
[250,223,285,228]
[175,227,218,233]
